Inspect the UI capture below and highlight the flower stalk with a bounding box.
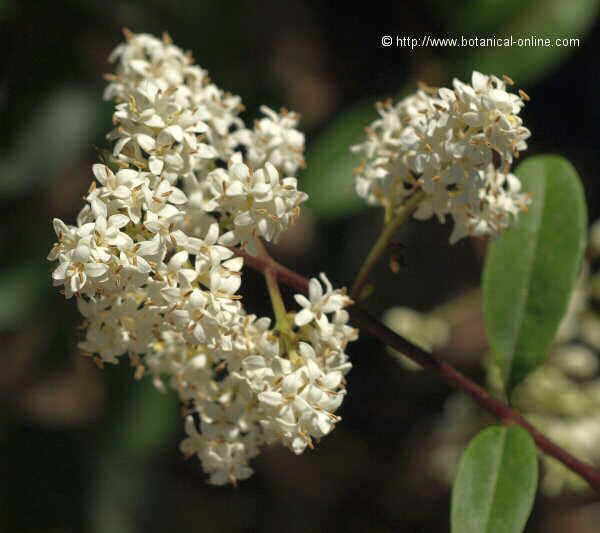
[351,191,425,301]
[254,238,293,337]
[264,266,292,335]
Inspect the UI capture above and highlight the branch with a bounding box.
[237,247,600,493]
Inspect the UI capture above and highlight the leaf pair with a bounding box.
[453,155,586,533]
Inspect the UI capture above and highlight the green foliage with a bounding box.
[439,0,531,35]
[451,425,538,533]
[302,101,375,219]
[0,264,50,330]
[108,377,179,459]
[0,88,98,197]
[483,155,587,392]
[90,379,179,533]
[453,0,599,83]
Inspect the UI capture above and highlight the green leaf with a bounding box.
[438,0,531,35]
[0,88,97,198]
[454,0,599,84]
[483,155,587,391]
[0,264,50,330]
[451,425,538,533]
[90,378,179,533]
[301,101,375,219]
[110,377,179,459]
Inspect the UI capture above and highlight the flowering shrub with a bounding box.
[48,30,593,533]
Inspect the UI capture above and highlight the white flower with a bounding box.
[202,154,308,253]
[180,414,257,485]
[237,106,306,175]
[50,222,112,298]
[108,80,217,182]
[252,340,347,454]
[294,273,352,327]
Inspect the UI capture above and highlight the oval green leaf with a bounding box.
[483,155,587,391]
[451,425,538,533]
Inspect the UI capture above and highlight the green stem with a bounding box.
[351,191,425,300]
[254,238,293,338]
[264,261,298,361]
[264,266,292,335]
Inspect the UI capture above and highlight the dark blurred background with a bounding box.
[1,1,600,531]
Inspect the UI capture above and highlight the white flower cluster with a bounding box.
[161,272,357,485]
[235,105,306,176]
[48,31,357,485]
[352,72,531,243]
[103,30,307,248]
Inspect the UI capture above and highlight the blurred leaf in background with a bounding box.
[0,88,98,197]
[302,100,374,219]
[0,263,50,330]
[90,378,179,533]
[450,0,600,82]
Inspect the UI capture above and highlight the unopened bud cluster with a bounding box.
[48,31,357,484]
[352,72,531,243]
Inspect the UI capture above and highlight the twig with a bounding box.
[236,246,600,493]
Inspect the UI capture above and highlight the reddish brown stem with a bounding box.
[237,247,600,493]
